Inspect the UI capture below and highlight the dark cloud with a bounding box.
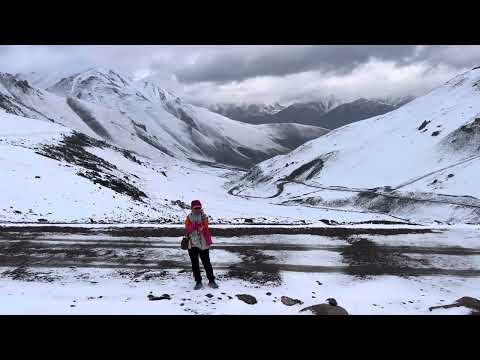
[173,45,418,84]
[413,45,480,69]
[1,45,480,105]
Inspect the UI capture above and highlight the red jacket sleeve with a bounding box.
[201,217,212,245]
[185,217,195,235]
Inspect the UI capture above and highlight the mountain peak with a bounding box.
[46,66,135,101]
[0,72,40,96]
[289,95,343,113]
[374,95,416,107]
[82,67,133,82]
[209,102,286,118]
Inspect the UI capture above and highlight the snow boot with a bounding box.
[208,281,219,289]
[194,282,203,290]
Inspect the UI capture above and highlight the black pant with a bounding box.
[188,247,215,283]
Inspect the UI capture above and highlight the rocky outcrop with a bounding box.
[300,298,349,315]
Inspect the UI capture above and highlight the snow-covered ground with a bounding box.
[0,227,478,315]
[3,67,480,225]
[0,270,476,315]
[233,66,480,224]
[0,111,402,224]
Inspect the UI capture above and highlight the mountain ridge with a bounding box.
[230,66,480,224]
[209,95,415,128]
[3,67,329,169]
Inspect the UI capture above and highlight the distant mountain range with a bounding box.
[231,66,480,224]
[2,64,480,225]
[0,68,329,170]
[209,95,415,129]
[208,102,286,125]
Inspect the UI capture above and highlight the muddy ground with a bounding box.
[0,224,434,239]
[0,226,479,286]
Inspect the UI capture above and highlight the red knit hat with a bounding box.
[191,200,202,209]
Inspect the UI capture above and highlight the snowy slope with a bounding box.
[40,67,328,168]
[232,67,480,224]
[4,68,328,168]
[314,98,399,129]
[4,65,480,224]
[0,111,176,223]
[1,112,398,224]
[15,70,86,90]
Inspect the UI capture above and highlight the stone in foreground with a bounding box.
[236,294,257,305]
[300,298,349,315]
[281,296,304,306]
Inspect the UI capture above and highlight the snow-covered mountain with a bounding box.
[15,69,89,90]
[2,68,329,168]
[289,95,342,113]
[262,96,343,126]
[210,96,342,126]
[209,102,286,121]
[376,95,416,108]
[209,95,410,129]
[231,66,480,224]
[208,102,285,125]
[1,111,376,224]
[3,65,480,225]
[314,98,399,129]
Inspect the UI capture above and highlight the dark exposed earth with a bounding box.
[0,225,479,314]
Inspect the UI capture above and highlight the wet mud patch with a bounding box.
[346,220,419,226]
[1,266,62,282]
[117,268,173,282]
[0,226,435,238]
[341,238,430,277]
[0,240,154,272]
[0,240,101,260]
[224,248,282,286]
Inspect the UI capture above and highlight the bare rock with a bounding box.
[236,294,257,305]
[281,296,304,306]
[300,298,349,315]
[148,293,171,301]
[429,296,480,313]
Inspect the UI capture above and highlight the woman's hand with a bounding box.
[198,225,204,232]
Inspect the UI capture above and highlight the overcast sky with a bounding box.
[1,45,480,105]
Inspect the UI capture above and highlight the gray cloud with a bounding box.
[413,45,480,69]
[1,45,480,105]
[173,45,419,84]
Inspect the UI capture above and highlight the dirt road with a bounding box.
[1,226,479,284]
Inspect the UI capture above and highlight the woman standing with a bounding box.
[184,200,219,290]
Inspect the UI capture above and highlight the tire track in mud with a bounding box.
[2,238,480,255]
[0,225,435,238]
[1,234,480,282]
[2,258,480,278]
